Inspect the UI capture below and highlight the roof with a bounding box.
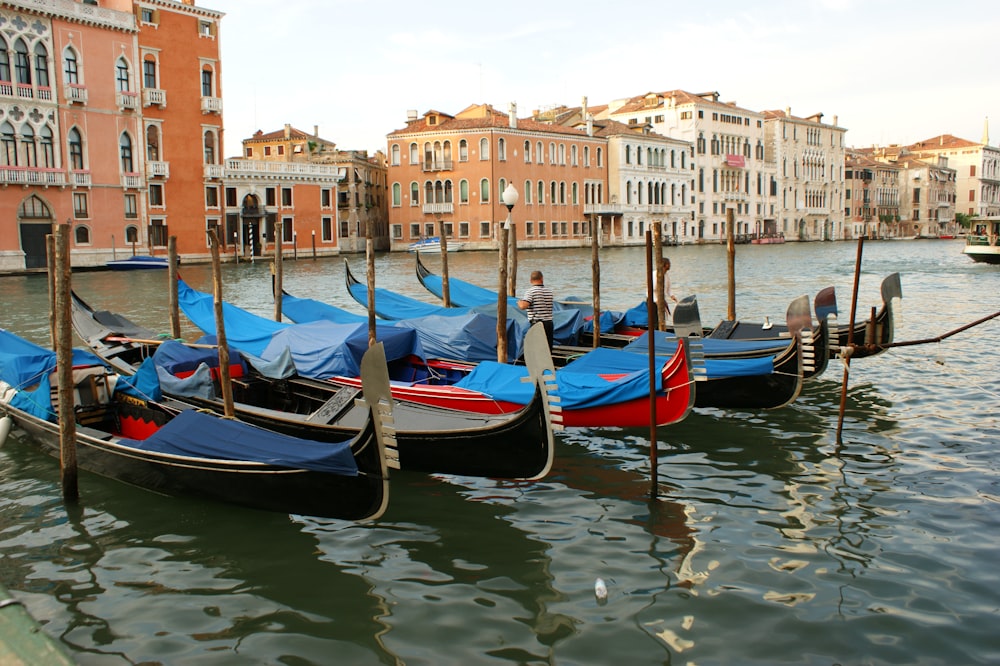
[387,104,592,139]
[610,90,760,116]
[907,134,980,151]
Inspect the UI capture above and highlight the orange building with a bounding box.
[385,103,609,251]
[0,0,227,272]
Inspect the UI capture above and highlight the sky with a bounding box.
[207,0,999,158]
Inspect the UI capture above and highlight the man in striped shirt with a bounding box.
[517,270,554,349]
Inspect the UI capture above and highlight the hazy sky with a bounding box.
[207,0,998,158]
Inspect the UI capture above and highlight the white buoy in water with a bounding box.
[594,577,608,603]
[0,415,12,447]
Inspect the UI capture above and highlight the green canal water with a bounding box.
[1,239,998,664]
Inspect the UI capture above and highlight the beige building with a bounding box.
[763,109,847,241]
[845,151,901,238]
[904,132,1000,219]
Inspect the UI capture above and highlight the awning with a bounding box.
[726,154,745,168]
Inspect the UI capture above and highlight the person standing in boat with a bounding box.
[517,270,555,349]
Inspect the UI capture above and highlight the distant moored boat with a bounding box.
[407,237,465,253]
[106,255,169,270]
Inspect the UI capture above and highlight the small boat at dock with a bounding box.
[106,255,169,270]
[407,237,465,253]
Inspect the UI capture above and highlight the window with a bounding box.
[479,138,489,160]
[321,216,332,242]
[459,139,468,162]
[281,187,293,206]
[74,225,90,244]
[13,39,30,85]
[203,130,217,164]
[390,144,400,165]
[459,179,469,204]
[264,146,271,156]
[149,219,167,247]
[459,222,469,237]
[149,183,164,206]
[392,224,402,240]
[125,224,139,243]
[410,223,420,238]
[33,43,49,87]
[225,187,237,207]
[63,48,78,85]
[392,183,401,206]
[17,124,35,167]
[281,217,293,242]
[480,221,491,238]
[201,68,213,97]
[119,133,134,172]
[199,20,215,37]
[480,178,490,203]
[524,180,532,204]
[409,143,418,164]
[143,58,156,88]
[73,192,89,218]
[524,140,531,163]
[146,124,159,160]
[140,7,155,23]
[410,182,419,205]
[498,137,506,161]
[115,57,130,92]
[0,42,10,82]
[39,125,54,167]
[124,193,138,219]
[321,188,332,207]
[205,186,219,207]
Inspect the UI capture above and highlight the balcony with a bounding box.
[584,202,623,216]
[70,170,91,187]
[0,166,66,187]
[423,202,453,215]
[204,164,224,179]
[122,172,142,189]
[143,88,167,107]
[66,84,88,105]
[146,161,170,178]
[117,91,139,111]
[422,159,453,172]
[201,96,222,114]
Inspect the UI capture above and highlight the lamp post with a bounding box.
[497,184,518,363]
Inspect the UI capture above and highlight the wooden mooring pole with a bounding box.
[53,223,78,502]
[645,231,658,497]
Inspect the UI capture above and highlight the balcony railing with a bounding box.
[584,202,623,215]
[117,91,139,111]
[422,159,453,172]
[122,172,142,189]
[146,161,169,178]
[70,170,91,187]
[66,84,88,104]
[423,202,453,215]
[204,164,225,179]
[143,88,167,107]
[0,166,66,186]
[201,96,223,114]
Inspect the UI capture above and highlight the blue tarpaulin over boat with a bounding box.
[281,293,367,325]
[178,280,425,379]
[118,408,359,475]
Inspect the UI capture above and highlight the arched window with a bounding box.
[571,145,578,166]
[459,139,468,162]
[19,124,35,167]
[410,181,419,205]
[498,178,507,201]
[13,39,30,85]
[1,121,16,166]
[625,145,632,164]
[626,180,633,204]
[559,181,566,204]
[548,142,556,163]
[203,130,216,164]
[550,180,557,204]
[524,180,532,204]
[146,124,160,161]
[497,137,506,161]
[33,43,49,87]
[63,47,78,85]
[424,180,434,204]
[115,57,130,92]
[459,179,469,203]
[390,144,400,165]
[39,125,53,167]
[572,182,579,204]
[479,137,489,160]
[480,178,490,202]
[559,144,566,165]
[120,132,134,173]
[536,141,543,164]
[524,140,531,163]
[391,182,401,206]
[409,142,418,164]
[537,180,544,204]
[0,41,10,82]
[125,225,139,244]
[596,147,603,167]
[74,225,90,244]
[68,127,83,170]
[584,146,590,166]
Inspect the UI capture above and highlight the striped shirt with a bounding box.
[521,283,554,323]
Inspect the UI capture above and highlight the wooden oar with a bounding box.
[105,336,217,349]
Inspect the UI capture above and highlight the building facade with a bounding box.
[904,133,1000,219]
[385,103,608,252]
[0,0,231,271]
[845,151,901,238]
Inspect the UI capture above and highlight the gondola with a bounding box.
[71,290,556,480]
[0,328,392,520]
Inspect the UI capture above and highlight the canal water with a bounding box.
[1,240,998,665]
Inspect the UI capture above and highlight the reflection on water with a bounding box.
[2,240,1000,663]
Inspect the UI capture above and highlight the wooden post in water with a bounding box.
[54,223,78,502]
[207,229,235,418]
[508,221,518,298]
[311,230,316,260]
[438,218,451,307]
[645,231,658,497]
[497,185,519,363]
[168,236,180,339]
[366,220,376,348]
[653,222,666,331]
[274,219,283,322]
[836,236,865,441]
[591,216,601,349]
[726,207,736,321]
[47,233,56,349]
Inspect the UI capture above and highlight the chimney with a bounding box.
[832,115,838,127]
[284,123,291,139]
[509,102,517,129]
[785,107,791,118]
[407,109,418,122]
[587,114,593,137]
[582,95,588,120]
[314,125,319,138]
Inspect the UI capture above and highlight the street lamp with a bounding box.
[497,184,518,363]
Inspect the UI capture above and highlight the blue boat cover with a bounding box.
[178,280,425,378]
[347,278,476,321]
[573,340,774,379]
[118,408,359,475]
[152,339,247,376]
[453,346,666,410]
[281,293,367,325]
[623,330,790,356]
